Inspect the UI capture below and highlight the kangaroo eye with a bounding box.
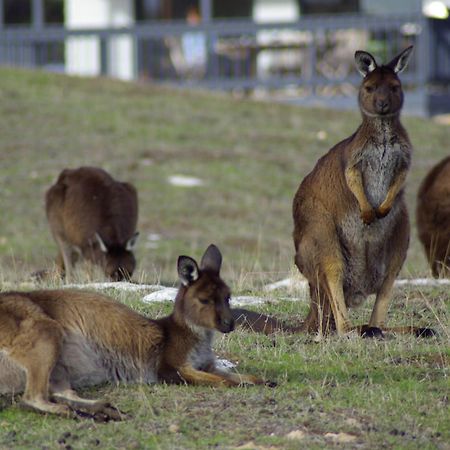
[365,86,375,93]
[391,85,399,92]
[199,298,210,305]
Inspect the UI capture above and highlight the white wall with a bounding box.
[65,0,135,80]
[252,0,301,78]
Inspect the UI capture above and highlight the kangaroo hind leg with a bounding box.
[7,316,72,417]
[49,356,126,421]
[50,379,125,421]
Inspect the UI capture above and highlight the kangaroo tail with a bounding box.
[231,308,303,335]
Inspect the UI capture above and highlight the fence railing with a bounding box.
[0,12,447,114]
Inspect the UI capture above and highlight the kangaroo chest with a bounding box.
[360,141,405,208]
[187,331,216,371]
[339,137,409,300]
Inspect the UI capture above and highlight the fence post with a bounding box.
[31,0,44,67]
[100,35,108,76]
[417,15,431,115]
[32,0,44,29]
[0,0,4,30]
[200,0,214,79]
[0,0,3,66]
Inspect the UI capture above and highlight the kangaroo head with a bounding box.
[94,232,139,281]
[176,244,234,334]
[355,46,413,118]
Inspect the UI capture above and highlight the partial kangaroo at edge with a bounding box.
[233,46,435,339]
[416,156,450,278]
[0,245,271,421]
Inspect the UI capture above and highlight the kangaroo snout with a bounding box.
[217,316,235,334]
[375,98,389,113]
[110,269,130,282]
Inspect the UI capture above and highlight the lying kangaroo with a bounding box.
[234,47,433,338]
[0,245,267,421]
[417,156,450,277]
[45,166,139,281]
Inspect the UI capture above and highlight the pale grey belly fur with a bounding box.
[0,333,159,395]
[338,142,406,305]
[57,333,159,388]
[339,200,401,307]
[0,351,26,394]
[187,330,216,371]
[361,143,402,208]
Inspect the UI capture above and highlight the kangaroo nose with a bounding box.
[220,317,235,333]
[377,100,389,112]
[111,271,121,281]
[111,268,131,282]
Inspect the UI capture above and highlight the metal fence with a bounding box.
[0,11,448,115]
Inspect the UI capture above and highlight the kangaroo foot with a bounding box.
[52,398,127,422]
[415,328,437,338]
[20,399,74,418]
[361,326,384,339]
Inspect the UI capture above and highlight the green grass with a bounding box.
[0,67,448,284]
[0,68,449,449]
[0,288,448,450]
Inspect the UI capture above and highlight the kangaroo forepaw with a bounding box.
[361,209,376,225]
[361,326,384,339]
[415,328,437,338]
[376,206,391,219]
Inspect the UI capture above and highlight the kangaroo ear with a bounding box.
[355,50,377,77]
[125,231,139,251]
[386,45,413,74]
[95,232,108,253]
[200,244,222,274]
[178,256,199,286]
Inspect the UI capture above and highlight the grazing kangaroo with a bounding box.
[417,156,450,277]
[233,46,433,338]
[46,166,139,281]
[0,245,268,421]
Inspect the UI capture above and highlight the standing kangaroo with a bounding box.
[46,166,139,281]
[234,47,433,338]
[0,245,268,421]
[291,46,415,337]
[416,156,450,277]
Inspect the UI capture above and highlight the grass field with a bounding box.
[0,68,449,449]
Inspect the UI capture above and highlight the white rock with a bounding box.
[168,175,204,187]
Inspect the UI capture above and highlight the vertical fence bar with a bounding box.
[309,31,317,95]
[100,35,108,76]
[31,0,44,67]
[0,0,4,30]
[0,0,4,66]
[32,0,44,29]
[418,16,432,115]
[200,0,213,80]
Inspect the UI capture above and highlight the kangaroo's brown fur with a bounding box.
[45,166,139,281]
[0,245,267,420]
[233,47,433,338]
[291,48,414,337]
[417,156,450,277]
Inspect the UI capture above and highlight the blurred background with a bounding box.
[0,0,448,287]
[0,0,449,116]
